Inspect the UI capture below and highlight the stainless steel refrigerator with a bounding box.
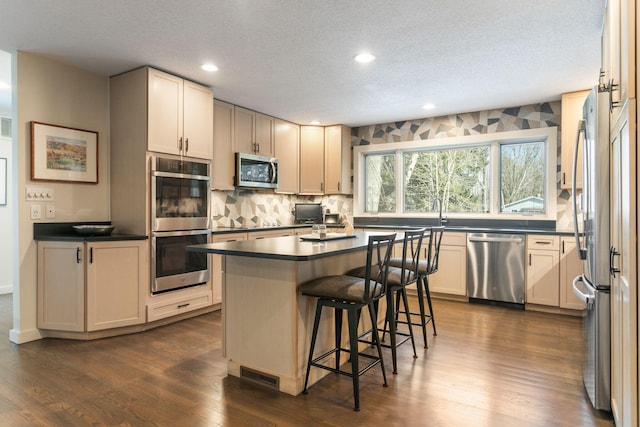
[571,86,611,412]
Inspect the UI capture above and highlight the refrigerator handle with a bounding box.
[572,119,587,260]
[572,276,594,309]
[610,246,621,277]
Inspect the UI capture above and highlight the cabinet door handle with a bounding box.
[257,143,260,153]
[529,253,532,266]
[320,182,324,192]
[90,247,93,264]
[177,303,190,309]
[338,182,341,192]
[562,240,565,254]
[562,172,566,186]
[178,136,183,151]
[185,137,189,152]
[76,247,81,263]
[535,241,551,245]
[610,246,621,277]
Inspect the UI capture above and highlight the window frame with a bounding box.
[353,127,558,220]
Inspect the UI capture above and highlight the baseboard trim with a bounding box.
[9,327,45,344]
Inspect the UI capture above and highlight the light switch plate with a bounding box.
[30,205,42,220]
[46,205,55,218]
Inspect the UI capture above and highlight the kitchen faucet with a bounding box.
[432,197,445,225]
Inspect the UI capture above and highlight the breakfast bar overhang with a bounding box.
[188,232,389,395]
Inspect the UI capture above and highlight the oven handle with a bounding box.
[152,170,210,181]
[152,229,211,237]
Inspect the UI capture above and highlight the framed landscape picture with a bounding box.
[30,121,98,184]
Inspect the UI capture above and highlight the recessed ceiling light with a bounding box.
[422,103,435,110]
[0,82,10,89]
[310,120,321,125]
[201,64,219,72]
[354,53,376,63]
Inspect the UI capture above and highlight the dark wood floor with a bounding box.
[0,293,615,426]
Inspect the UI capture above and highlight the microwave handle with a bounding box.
[270,161,277,184]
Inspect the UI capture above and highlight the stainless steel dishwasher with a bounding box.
[466,233,525,307]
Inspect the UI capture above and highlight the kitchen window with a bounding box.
[353,127,557,220]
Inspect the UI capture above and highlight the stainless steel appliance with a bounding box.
[235,152,278,189]
[294,203,323,224]
[150,155,211,294]
[467,233,525,306]
[151,155,210,231]
[571,86,611,411]
[151,230,210,294]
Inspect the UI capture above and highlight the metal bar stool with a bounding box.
[300,233,396,411]
[347,228,425,374]
[390,226,444,348]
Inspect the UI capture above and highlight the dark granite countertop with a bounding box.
[189,232,390,261]
[33,222,148,242]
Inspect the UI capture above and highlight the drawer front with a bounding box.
[441,232,466,246]
[147,291,213,322]
[526,235,560,250]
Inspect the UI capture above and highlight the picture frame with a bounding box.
[30,121,98,184]
[0,157,6,205]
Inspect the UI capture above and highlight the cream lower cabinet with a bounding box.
[526,235,586,311]
[38,240,147,332]
[526,235,560,306]
[428,232,467,296]
[559,237,586,310]
[211,232,248,305]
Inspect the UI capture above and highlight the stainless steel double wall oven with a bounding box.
[151,155,210,294]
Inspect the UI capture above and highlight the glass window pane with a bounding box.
[403,146,490,213]
[500,141,545,213]
[365,153,395,213]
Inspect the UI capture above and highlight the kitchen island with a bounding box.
[188,232,391,395]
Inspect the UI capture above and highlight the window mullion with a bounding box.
[395,150,404,214]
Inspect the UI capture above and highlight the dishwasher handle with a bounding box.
[468,234,524,244]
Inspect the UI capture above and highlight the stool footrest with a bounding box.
[309,347,382,378]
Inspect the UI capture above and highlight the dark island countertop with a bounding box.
[188,232,395,261]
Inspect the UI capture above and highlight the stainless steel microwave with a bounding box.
[235,152,278,189]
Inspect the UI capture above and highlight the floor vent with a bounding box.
[240,366,280,390]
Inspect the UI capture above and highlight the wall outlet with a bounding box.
[46,205,55,219]
[30,205,42,220]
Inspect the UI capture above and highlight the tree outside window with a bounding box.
[500,141,545,213]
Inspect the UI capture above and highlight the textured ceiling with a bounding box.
[0,0,605,127]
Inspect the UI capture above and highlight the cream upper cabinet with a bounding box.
[299,125,325,194]
[212,100,236,190]
[148,68,213,159]
[603,0,635,124]
[559,237,586,310]
[37,240,147,332]
[428,232,467,296]
[274,119,300,194]
[560,90,589,190]
[233,106,274,156]
[525,235,560,306]
[324,124,352,195]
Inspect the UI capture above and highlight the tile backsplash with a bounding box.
[211,190,352,228]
